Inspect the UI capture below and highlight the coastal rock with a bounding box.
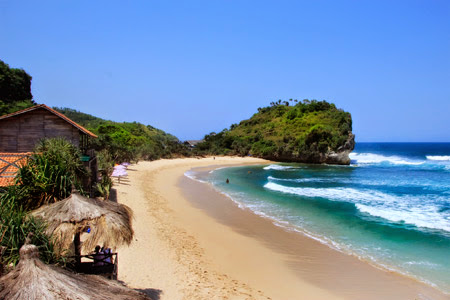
[265,132,355,165]
[323,133,355,165]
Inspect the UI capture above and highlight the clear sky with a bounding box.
[1,0,449,142]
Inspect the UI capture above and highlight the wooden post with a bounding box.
[74,231,81,265]
[114,253,118,280]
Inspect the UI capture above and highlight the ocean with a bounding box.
[191,143,450,294]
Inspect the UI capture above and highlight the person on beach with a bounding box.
[93,245,105,266]
[102,246,112,264]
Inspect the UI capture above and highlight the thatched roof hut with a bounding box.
[0,242,152,300]
[32,192,134,256]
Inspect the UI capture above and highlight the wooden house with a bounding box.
[0,104,98,191]
[0,104,97,153]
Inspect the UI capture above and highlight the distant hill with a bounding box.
[53,107,106,130]
[195,99,355,165]
[53,107,189,161]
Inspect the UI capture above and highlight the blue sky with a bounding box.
[1,0,449,142]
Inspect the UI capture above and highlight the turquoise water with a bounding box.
[192,143,450,294]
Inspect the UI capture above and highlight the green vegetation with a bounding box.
[13,138,87,210]
[95,149,114,200]
[0,138,81,269]
[0,59,35,115]
[195,99,354,163]
[53,107,106,129]
[0,193,61,269]
[54,107,191,162]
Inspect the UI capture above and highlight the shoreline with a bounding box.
[115,157,448,300]
[182,165,448,299]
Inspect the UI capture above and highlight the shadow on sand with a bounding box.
[135,288,163,300]
[109,188,118,203]
[115,279,163,300]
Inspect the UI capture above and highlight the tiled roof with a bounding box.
[0,152,32,187]
[0,104,97,138]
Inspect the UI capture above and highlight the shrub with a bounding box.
[0,191,62,269]
[251,140,277,157]
[14,138,87,210]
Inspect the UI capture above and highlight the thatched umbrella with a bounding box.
[31,192,134,260]
[0,241,152,300]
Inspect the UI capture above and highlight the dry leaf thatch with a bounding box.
[0,242,152,300]
[32,192,134,254]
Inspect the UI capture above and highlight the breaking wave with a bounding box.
[356,204,450,232]
[426,155,450,161]
[350,153,424,166]
[264,182,450,233]
[267,175,332,183]
[264,181,394,204]
[263,164,295,170]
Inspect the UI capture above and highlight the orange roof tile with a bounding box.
[0,152,32,187]
[0,104,97,138]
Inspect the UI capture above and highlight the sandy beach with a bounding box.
[115,157,448,300]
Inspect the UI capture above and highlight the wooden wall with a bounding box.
[0,108,81,152]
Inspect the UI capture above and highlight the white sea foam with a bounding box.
[268,174,352,185]
[356,204,450,232]
[403,261,440,268]
[426,155,450,161]
[264,181,395,204]
[264,182,450,233]
[268,175,450,190]
[263,164,294,170]
[267,175,331,183]
[350,152,425,166]
[183,171,207,183]
[184,171,196,180]
[215,189,249,210]
[210,166,228,173]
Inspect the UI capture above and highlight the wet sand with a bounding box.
[116,157,448,300]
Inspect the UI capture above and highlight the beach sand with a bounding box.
[115,157,448,300]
